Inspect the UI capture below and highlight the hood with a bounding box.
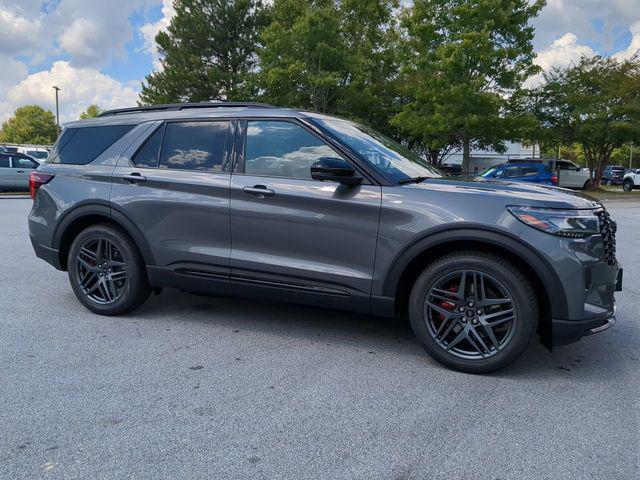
[410,176,601,210]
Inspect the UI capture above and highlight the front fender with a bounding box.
[379,225,568,319]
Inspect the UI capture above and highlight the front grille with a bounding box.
[596,208,617,266]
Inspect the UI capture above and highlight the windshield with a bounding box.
[311,116,442,183]
[480,167,500,178]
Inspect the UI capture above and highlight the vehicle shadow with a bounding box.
[133,288,633,382]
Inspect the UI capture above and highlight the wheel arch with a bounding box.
[54,203,155,270]
[383,227,567,345]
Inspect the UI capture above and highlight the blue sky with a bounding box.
[1,0,639,123]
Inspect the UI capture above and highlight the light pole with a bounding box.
[52,86,61,131]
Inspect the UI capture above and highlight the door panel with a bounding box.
[110,120,233,276]
[230,175,382,298]
[229,119,382,307]
[0,156,12,187]
[12,157,38,189]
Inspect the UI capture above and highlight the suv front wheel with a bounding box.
[68,224,151,316]
[408,252,538,373]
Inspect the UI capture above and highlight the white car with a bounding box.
[623,169,640,192]
[546,159,591,189]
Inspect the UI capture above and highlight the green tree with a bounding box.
[255,0,399,133]
[530,55,640,189]
[393,0,544,169]
[0,105,58,144]
[139,0,270,105]
[79,104,103,119]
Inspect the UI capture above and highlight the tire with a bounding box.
[68,223,151,316]
[623,179,634,192]
[582,180,591,190]
[408,251,538,374]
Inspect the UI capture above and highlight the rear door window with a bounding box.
[51,125,135,165]
[12,157,38,169]
[159,121,230,172]
[520,166,539,177]
[0,156,9,168]
[502,166,520,178]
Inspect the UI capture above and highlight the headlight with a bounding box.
[507,206,600,238]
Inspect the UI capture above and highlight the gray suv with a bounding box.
[28,103,622,373]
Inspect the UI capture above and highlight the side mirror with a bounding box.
[310,157,362,185]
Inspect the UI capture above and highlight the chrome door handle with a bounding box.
[242,185,275,197]
[122,173,147,184]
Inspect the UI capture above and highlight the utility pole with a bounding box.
[52,86,61,131]
[630,143,634,170]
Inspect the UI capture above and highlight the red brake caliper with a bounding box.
[438,285,458,320]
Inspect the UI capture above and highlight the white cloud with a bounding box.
[0,5,43,55]
[612,20,640,61]
[1,61,139,123]
[139,0,176,70]
[526,33,595,87]
[533,0,640,51]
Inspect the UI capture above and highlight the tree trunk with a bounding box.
[462,137,470,175]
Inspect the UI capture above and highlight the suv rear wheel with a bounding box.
[408,252,538,373]
[68,224,151,315]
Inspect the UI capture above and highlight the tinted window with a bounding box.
[556,162,572,170]
[52,125,135,165]
[12,157,37,169]
[159,121,229,171]
[520,166,539,177]
[502,166,520,178]
[0,156,9,168]
[133,124,165,168]
[244,121,338,179]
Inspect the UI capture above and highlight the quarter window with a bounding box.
[51,125,135,165]
[159,121,229,171]
[132,124,165,168]
[244,121,338,179]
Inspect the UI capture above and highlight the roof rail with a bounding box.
[97,102,277,117]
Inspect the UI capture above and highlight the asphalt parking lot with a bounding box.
[1,198,639,480]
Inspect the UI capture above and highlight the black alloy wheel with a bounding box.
[408,252,538,373]
[75,237,128,305]
[424,270,516,360]
[68,224,151,315]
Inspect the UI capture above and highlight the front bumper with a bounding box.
[552,308,616,346]
[551,267,622,346]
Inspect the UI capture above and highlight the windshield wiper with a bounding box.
[397,176,430,185]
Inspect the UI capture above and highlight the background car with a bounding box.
[623,169,640,192]
[0,153,39,190]
[16,146,49,162]
[602,165,626,186]
[479,162,557,185]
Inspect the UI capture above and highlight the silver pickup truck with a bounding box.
[546,159,591,189]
